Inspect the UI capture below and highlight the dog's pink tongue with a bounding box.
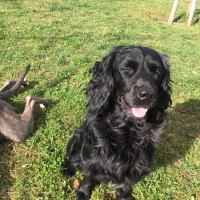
[131,107,147,118]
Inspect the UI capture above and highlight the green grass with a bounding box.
[0,0,200,199]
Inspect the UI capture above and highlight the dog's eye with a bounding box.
[154,70,162,75]
[120,68,134,73]
[150,66,163,76]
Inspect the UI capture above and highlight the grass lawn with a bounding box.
[0,0,200,199]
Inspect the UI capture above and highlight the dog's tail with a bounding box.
[0,64,30,100]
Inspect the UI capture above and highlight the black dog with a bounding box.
[62,46,172,200]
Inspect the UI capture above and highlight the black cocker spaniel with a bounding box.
[62,45,172,200]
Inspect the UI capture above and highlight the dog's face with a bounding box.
[87,46,171,118]
[113,46,165,118]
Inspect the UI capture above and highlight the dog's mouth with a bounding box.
[130,107,148,118]
[121,98,148,118]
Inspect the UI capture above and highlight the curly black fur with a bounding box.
[62,46,172,200]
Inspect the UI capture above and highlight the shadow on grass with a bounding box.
[155,98,200,168]
[193,10,200,24]
[174,13,186,23]
[0,141,14,198]
[174,9,200,25]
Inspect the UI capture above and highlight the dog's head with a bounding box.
[87,46,171,119]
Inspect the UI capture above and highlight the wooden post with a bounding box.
[186,0,192,16]
[168,0,180,24]
[187,0,198,26]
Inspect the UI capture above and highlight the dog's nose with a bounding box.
[137,87,155,101]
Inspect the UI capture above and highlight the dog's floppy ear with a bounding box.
[86,52,115,115]
[160,54,171,91]
[158,53,172,111]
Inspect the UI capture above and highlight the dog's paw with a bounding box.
[40,104,45,109]
[39,98,49,107]
[76,189,90,200]
[43,98,49,106]
[62,160,76,178]
[62,167,76,178]
[22,78,30,87]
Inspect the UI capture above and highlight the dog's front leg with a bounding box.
[76,175,94,200]
[115,188,134,200]
[0,79,29,93]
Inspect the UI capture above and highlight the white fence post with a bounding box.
[168,0,180,24]
[187,0,198,26]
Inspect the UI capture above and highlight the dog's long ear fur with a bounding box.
[86,52,116,115]
[157,53,172,112]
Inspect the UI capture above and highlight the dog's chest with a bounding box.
[97,139,153,182]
